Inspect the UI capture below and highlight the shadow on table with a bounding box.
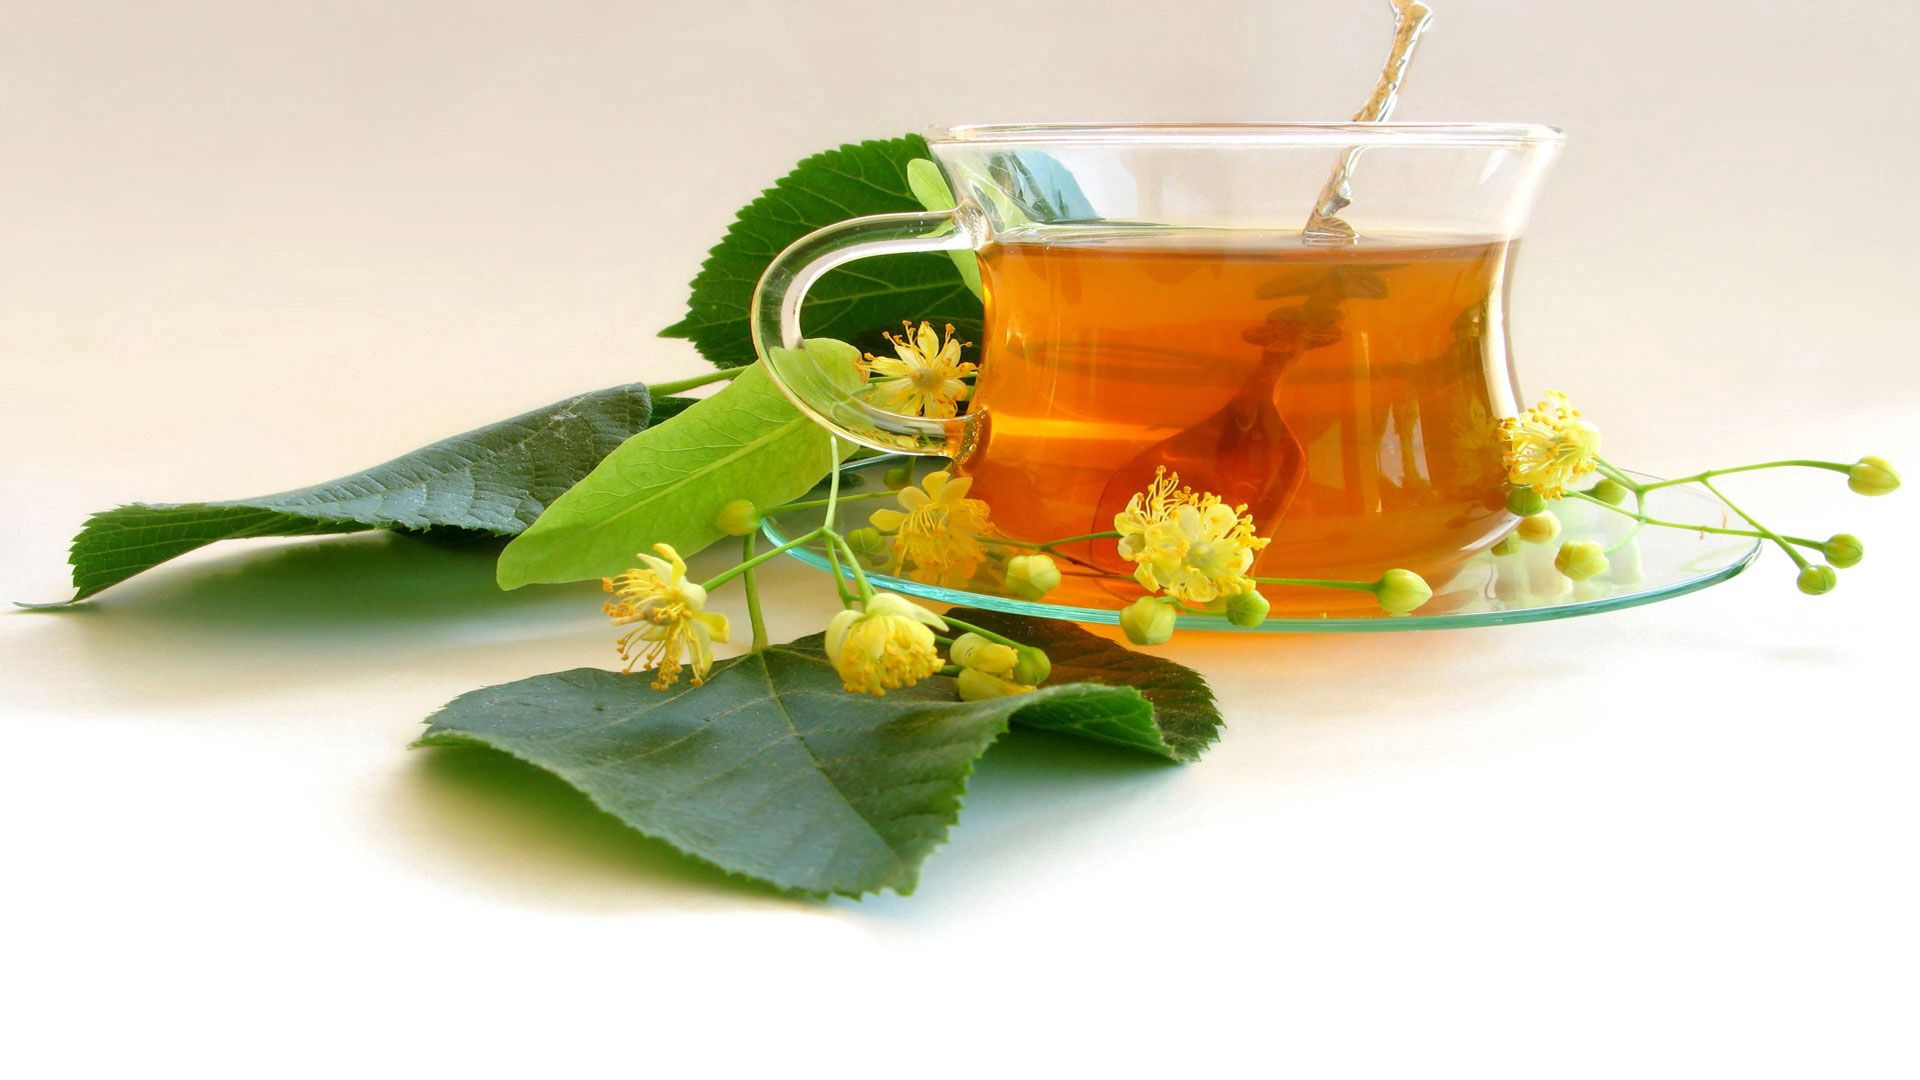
[385,744,802,912]
[18,529,587,632]
[12,530,604,701]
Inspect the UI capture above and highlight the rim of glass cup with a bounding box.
[934,121,1564,148]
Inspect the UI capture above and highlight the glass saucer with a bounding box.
[762,457,1761,633]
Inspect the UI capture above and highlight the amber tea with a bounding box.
[957,233,1516,607]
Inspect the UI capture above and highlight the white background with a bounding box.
[2,1,1915,1075]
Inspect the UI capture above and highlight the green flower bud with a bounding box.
[1119,597,1177,646]
[1822,533,1863,569]
[955,667,1032,701]
[1375,568,1433,614]
[950,632,1018,676]
[1004,553,1062,600]
[1553,539,1609,581]
[1505,487,1547,516]
[845,526,888,562]
[1491,533,1523,558]
[883,465,913,491]
[714,499,761,537]
[1223,588,1271,628]
[1590,478,1630,505]
[1516,512,1562,544]
[1012,645,1051,686]
[1847,456,1900,496]
[1796,564,1837,595]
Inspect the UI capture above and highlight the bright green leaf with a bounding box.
[495,360,848,589]
[661,134,984,368]
[416,630,1210,897]
[54,384,670,602]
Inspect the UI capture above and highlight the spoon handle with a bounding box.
[1304,0,1435,242]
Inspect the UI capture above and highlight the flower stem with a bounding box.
[1569,491,1824,550]
[1633,459,1852,492]
[741,532,769,651]
[978,534,1109,573]
[1700,477,1810,570]
[826,532,878,603]
[771,490,894,515]
[701,526,824,591]
[1251,575,1379,593]
[821,531,859,607]
[1038,530,1124,549]
[1593,457,1645,491]
[939,614,1022,649]
[648,367,744,396]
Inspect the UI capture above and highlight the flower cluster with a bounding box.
[1497,390,1600,499]
[1496,391,1900,596]
[1113,468,1269,603]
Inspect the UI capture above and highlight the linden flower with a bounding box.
[1497,391,1601,499]
[860,320,976,419]
[602,543,730,690]
[869,470,993,588]
[1114,468,1270,603]
[824,593,947,696]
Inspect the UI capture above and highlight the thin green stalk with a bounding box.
[1037,530,1123,549]
[1593,458,1644,491]
[649,368,744,396]
[1570,492,1823,550]
[826,532,878,603]
[741,533,768,651]
[773,490,895,515]
[1700,478,1810,570]
[821,441,877,604]
[821,532,858,607]
[978,534,1110,573]
[701,526,824,591]
[938,614,1022,649]
[1252,575,1379,593]
[1634,459,1851,492]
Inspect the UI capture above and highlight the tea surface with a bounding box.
[961,233,1518,609]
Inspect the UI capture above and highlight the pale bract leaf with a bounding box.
[495,359,851,589]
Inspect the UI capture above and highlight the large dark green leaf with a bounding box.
[56,385,679,602]
[945,607,1222,762]
[495,360,845,590]
[417,630,1218,897]
[660,134,984,368]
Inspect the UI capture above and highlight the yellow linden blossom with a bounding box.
[869,469,992,588]
[1114,468,1270,603]
[860,321,976,419]
[824,593,947,696]
[1497,391,1601,499]
[602,543,730,690]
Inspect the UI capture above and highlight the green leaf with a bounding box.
[661,134,984,368]
[944,607,1223,762]
[495,359,846,589]
[416,632,1207,897]
[56,384,664,602]
[904,157,982,299]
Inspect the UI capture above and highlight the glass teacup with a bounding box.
[754,123,1562,608]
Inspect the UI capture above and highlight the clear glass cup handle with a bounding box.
[751,209,979,456]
